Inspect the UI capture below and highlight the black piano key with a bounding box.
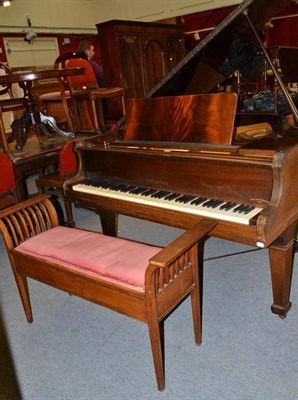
[219,202,231,210]
[202,199,217,208]
[175,195,192,203]
[190,197,207,205]
[220,202,237,211]
[151,190,171,199]
[129,187,148,194]
[83,178,95,186]
[98,181,111,189]
[239,204,250,213]
[141,189,157,196]
[175,194,196,204]
[179,195,197,203]
[233,204,246,213]
[238,205,251,214]
[120,185,136,193]
[164,193,181,201]
[114,183,130,191]
[136,187,150,194]
[243,205,255,214]
[211,200,224,208]
[110,182,124,190]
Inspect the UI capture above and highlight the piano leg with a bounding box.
[98,211,118,237]
[268,224,296,318]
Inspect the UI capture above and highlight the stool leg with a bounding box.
[147,318,165,391]
[190,284,202,345]
[12,269,33,323]
[146,293,165,391]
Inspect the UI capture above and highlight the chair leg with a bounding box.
[63,198,75,227]
[62,98,75,132]
[0,110,9,152]
[35,180,44,195]
[12,269,33,323]
[79,100,95,130]
[91,99,104,132]
[147,316,165,391]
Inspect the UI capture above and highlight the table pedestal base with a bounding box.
[8,111,75,152]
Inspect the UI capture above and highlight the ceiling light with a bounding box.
[3,0,11,6]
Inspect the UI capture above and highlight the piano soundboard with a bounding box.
[72,178,263,226]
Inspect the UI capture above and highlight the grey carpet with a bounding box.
[0,203,297,400]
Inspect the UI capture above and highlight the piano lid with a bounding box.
[147,0,292,98]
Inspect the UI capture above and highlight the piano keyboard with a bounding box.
[72,179,263,225]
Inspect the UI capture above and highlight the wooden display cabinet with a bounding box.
[96,20,185,119]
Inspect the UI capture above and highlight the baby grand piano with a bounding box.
[65,0,298,318]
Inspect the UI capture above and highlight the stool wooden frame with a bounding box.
[0,194,216,391]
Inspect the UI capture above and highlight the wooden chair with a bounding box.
[35,139,78,226]
[65,57,125,132]
[0,63,26,152]
[37,52,88,133]
[0,152,18,209]
[0,194,216,391]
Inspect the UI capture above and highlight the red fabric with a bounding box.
[0,153,15,192]
[16,226,161,290]
[59,140,77,174]
[65,58,97,86]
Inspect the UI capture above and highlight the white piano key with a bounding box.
[72,183,263,225]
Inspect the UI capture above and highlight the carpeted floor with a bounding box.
[0,200,297,400]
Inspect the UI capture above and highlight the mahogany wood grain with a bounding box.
[124,93,237,144]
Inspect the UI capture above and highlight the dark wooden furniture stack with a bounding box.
[0,68,83,152]
[96,19,185,118]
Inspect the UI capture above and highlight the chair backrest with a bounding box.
[59,139,77,175]
[0,63,14,98]
[65,58,99,91]
[53,51,88,87]
[54,51,88,69]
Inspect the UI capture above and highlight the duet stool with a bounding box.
[0,194,216,391]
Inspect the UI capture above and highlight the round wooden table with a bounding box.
[0,67,84,152]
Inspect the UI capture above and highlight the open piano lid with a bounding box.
[147,0,292,98]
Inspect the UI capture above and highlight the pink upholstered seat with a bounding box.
[16,226,161,290]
